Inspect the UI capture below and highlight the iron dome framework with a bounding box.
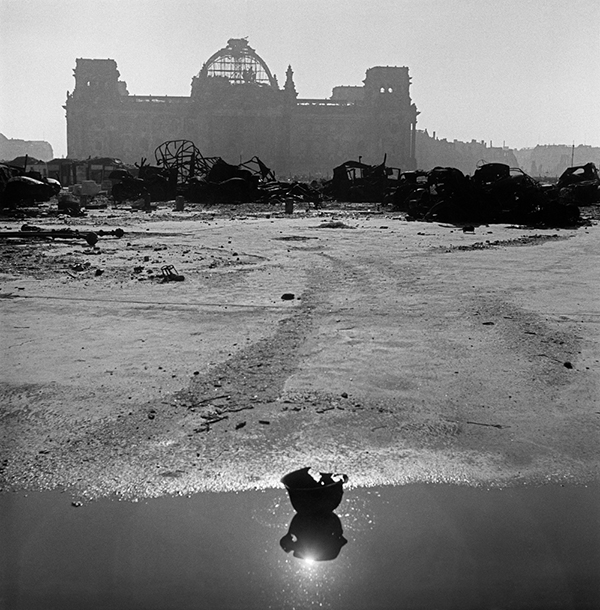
[198,38,277,87]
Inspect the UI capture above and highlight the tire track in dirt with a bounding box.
[0,262,327,496]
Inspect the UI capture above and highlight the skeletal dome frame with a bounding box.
[198,38,277,88]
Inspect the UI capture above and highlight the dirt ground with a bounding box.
[1,202,599,499]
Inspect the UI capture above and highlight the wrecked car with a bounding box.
[186,156,283,204]
[387,170,428,211]
[471,163,543,223]
[109,171,150,204]
[0,174,61,209]
[557,163,600,205]
[391,166,476,221]
[391,163,579,227]
[472,163,579,226]
[186,175,257,204]
[185,158,259,203]
[109,162,173,204]
[324,158,399,203]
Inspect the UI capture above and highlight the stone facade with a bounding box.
[65,39,418,176]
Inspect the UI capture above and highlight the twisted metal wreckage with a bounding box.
[84,139,600,228]
[1,139,598,228]
[320,158,596,226]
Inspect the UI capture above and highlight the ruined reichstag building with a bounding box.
[66,38,418,176]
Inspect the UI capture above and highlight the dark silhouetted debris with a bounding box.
[389,162,581,227]
[316,405,335,413]
[281,467,349,515]
[0,165,61,209]
[281,293,295,300]
[96,228,125,238]
[466,421,506,429]
[161,265,185,282]
[57,192,83,216]
[557,163,600,205]
[323,157,400,203]
[317,220,354,229]
[119,139,321,207]
[0,225,99,246]
[110,171,150,204]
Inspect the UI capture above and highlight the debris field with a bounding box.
[1,194,599,500]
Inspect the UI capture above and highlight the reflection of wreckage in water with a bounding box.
[388,162,584,226]
[110,139,322,205]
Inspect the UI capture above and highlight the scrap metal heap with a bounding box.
[2,136,597,230]
[387,162,588,226]
[317,157,591,226]
[108,139,322,206]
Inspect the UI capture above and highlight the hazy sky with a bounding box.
[1,0,599,158]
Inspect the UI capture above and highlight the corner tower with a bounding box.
[65,58,129,158]
[361,66,418,168]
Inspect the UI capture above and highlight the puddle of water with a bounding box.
[1,483,599,609]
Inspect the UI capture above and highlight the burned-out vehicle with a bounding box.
[0,163,22,204]
[391,166,476,221]
[109,170,149,204]
[0,168,61,209]
[472,163,580,226]
[109,161,175,204]
[324,158,400,203]
[423,166,475,221]
[556,163,600,205]
[186,157,267,203]
[137,161,177,202]
[471,163,546,223]
[387,170,428,209]
[186,174,257,204]
[391,163,579,227]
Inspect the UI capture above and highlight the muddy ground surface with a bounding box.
[1,202,599,499]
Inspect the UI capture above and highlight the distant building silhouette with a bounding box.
[0,132,53,162]
[514,145,600,178]
[416,130,518,174]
